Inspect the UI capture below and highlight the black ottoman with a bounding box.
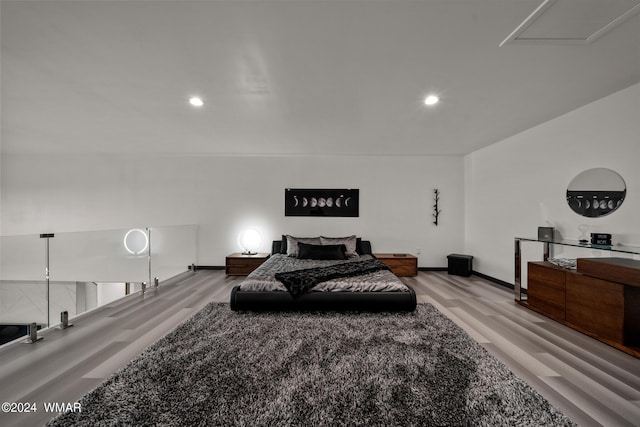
[447,254,473,277]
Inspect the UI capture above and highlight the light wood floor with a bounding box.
[0,270,638,427]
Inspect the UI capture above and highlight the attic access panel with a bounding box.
[285,189,359,217]
[500,0,640,45]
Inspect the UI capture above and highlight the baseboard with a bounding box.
[191,266,225,271]
[472,271,514,289]
[420,267,514,290]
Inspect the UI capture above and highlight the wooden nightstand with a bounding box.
[225,253,270,276]
[374,253,418,277]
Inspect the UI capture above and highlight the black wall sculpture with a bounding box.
[433,189,441,226]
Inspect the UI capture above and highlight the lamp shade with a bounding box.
[239,228,262,255]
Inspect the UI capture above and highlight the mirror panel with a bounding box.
[566,168,626,217]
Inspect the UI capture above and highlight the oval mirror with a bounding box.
[566,168,626,218]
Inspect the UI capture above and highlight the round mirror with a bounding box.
[566,168,626,217]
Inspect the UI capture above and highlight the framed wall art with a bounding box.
[285,188,359,217]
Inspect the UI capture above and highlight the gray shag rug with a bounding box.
[47,303,575,426]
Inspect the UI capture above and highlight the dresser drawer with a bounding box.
[527,262,566,321]
[566,273,625,343]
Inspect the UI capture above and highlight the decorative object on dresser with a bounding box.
[284,188,359,217]
[373,253,418,277]
[577,224,589,243]
[537,226,554,242]
[225,253,270,276]
[591,232,612,247]
[525,257,640,358]
[547,258,576,269]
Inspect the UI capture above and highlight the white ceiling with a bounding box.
[501,0,640,44]
[1,0,639,157]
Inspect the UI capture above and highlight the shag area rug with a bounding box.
[48,303,575,426]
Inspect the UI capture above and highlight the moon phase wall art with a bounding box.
[285,189,359,217]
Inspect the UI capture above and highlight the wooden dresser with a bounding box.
[527,258,640,357]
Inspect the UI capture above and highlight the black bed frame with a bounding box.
[229,240,417,312]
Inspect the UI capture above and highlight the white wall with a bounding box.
[1,154,465,268]
[465,83,640,284]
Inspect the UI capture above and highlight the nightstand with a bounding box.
[374,253,418,277]
[225,253,270,276]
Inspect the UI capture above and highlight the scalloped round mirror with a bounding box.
[566,168,626,218]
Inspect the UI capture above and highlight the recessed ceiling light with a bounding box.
[189,96,204,107]
[424,95,439,106]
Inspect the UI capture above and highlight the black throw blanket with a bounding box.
[275,259,391,297]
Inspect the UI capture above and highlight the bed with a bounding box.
[229,236,417,312]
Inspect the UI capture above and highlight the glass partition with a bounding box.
[0,234,48,343]
[150,224,198,282]
[50,228,150,283]
[47,228,151,328]
[0,224,197,342]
